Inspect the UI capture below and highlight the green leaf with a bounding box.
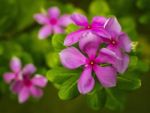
[52,34,66,51]
[58,75,79,100]
[105,89,126,111]
[87,87,106,110]
[65,24,79,34]
[117,76,141,91]
[89,0,110,16]
[47,67,80,85]
[46,52,60,68]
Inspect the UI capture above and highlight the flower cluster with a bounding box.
[3,57,47,103]
[59,13,132,94]
[34,7,72,39]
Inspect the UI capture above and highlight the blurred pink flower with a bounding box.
[64,13,111,46]
[60,33,120,94]
[3,57,47,103]
[34,7,72,39]
[103,17,132,73]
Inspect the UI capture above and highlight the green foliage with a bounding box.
[89,0,110,16]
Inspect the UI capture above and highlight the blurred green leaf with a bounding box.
[65,24,79,34]
[46,52,60,68]
[47,67,80,85]
[58,75,79,100]
[117,76,141,91]
[52,34,66,52]
[106,89,126,111]
[89,0,110,16]
[87,87,106,110]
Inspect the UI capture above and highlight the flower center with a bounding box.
[110,39,117,46]
[50,18,57,25]
[86,25,92,29]
[23,76,32,87]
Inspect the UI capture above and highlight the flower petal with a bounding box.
[79,32,101,58]
[23,64,36,76]
[34,13,49,25]
[11,81,23,93]
[48,7,60,18]
[53,26,64,34]
[118,33,132,52]
[114,54,129,74]
[58,14,72,27]
[18,87,30,103]
[92,28,111,39]
[104,17,121,34]
[30,86,43,98]
[59,47,86,69]
[32,74,47,87]
[96,48,121,64]
[71,13,88,27]
[94,65,117,87]
[38,25,52,39]
[64,29,85,46]
[92,16,107,27]
[77,67,95,94]
[3,73,15,83]
[10,57,21,73]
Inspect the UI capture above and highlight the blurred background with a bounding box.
[0,0,150,113]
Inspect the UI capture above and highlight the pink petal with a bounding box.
[104,17,121,34]
[79,32,101,58]
[18,87,30,103]
[58,14,72,27]
[32,74,47,87]
[94,65,117,87]
[48,7,60,18]
[92,16,107,27]
[38,25,52,39]
[53,26,64,34]
[114,54,129,74]
[59,47,86,69]
[23,64,36,76]
[118,33,132,52]
[30,86,43,98]
[34,13,49,25]
[10,57,21,73]
[78,67,95,94]
[3,73,15,83]
[11,81,23,93]
[71,13,88,27]
[92,28,111,39]
[64,29,85,46]
[96,48,121,64]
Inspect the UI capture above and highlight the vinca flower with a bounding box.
[103,17,132,73]
[60,32,121,94]
[34,7,72,39]
[64,13,111,46]
[3,57,47,103]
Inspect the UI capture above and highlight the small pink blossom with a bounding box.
[34,7,72,39]
[64,13,111,46]
[3,57,47,103]
[60,33,121,94]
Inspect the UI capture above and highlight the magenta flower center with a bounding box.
[110,39,117,46]
[23,76,32,87]
[86,25,92,29]
[50,18,57,25]
[85,59,97,68]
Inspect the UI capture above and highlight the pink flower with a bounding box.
[103,17,132,73]
[64,13,111,46]
[60,33,120,94]
[3,57,47,103]
[34,7,72,39]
